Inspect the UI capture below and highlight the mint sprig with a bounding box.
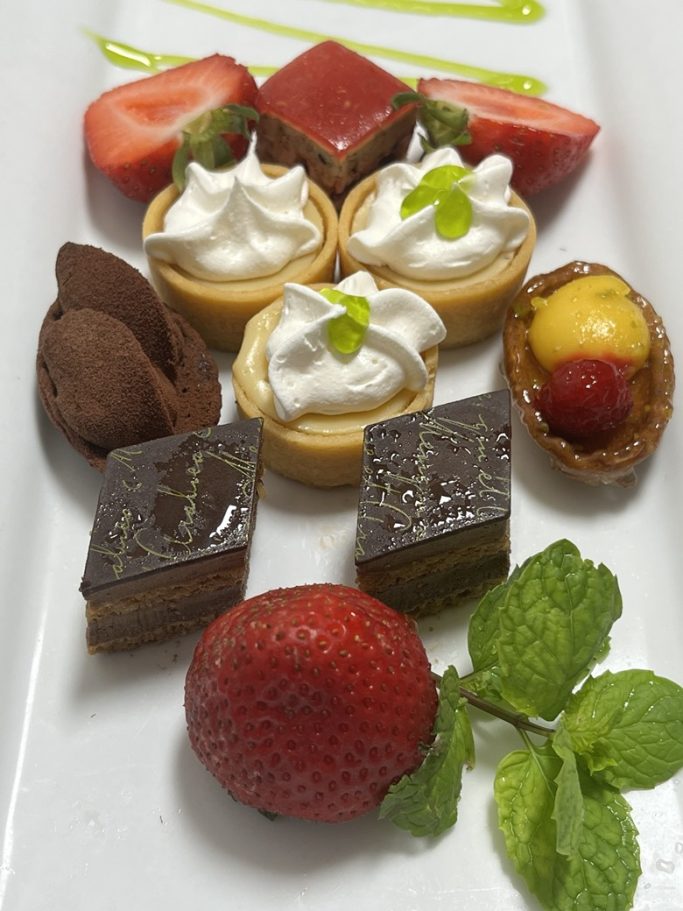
[379,539,683,911]
[171,103,259,190]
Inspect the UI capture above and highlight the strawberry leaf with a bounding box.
[379,666,473,837]
[171,141,191,191]
[393,91,471,151]
[171,103,259,190]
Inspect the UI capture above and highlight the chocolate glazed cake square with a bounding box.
[355,391,511,616]
[81,419,263,653]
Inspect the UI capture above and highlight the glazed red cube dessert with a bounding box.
[255,41,416,199]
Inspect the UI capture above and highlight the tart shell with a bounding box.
[503,261,675,486]
[142,165,338,352]
[338,173,536,348]
[232,296,439,487]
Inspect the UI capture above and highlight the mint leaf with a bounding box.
[380,666,473,836]
[468,563,524,673]
[550,726,583,856]
[497,540,622,720]
[561,669,683,790]
[495,745,558,902]
[495,742,640,911]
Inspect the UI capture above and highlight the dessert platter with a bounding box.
[2,1,683,910]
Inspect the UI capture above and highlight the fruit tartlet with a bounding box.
[142,147,338,351]
[339,147,536,348]
[232,271,446,487]
[503,261,675,485]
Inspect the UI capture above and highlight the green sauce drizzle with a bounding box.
[321,289,371,355]
[401,165,473,239]
[314,0,544,24]
[83,30,194,71]
[163,0,547,94]
[84,31,277,76]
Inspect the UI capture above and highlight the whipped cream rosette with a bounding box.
[231,272,445,487]
[346,147,529,281]
[144,146,322,281]
[266,271,446,421]
[338,147,536,348]
[142,148,338,352]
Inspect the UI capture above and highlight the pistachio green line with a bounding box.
[163,0,547,94]
[84,31,421,84]
[313,0,545,23]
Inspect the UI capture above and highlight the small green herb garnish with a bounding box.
[171,104,259,190]
[321,288,371,355]
[401,164,473,239]
[380,539,683,911]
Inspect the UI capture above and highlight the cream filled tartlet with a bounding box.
[339,147,536,347]
[232,271,446,487]
[142,146,338,351]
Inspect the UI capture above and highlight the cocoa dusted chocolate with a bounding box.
[37,243,222,470]
[255,41,416,201]
[355,391,511,615]
[81,419,263,653]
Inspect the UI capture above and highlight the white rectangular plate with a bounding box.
[1,1,682,909]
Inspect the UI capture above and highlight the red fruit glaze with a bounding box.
[418,78,600,196]
[185,584,437,823]
[256,41,413,156]
[84,55,257,202]
[536,359,633,440]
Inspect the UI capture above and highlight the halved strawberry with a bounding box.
[417,78,600,196]
[85,55,257,203]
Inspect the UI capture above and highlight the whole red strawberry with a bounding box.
[185,584,438,823]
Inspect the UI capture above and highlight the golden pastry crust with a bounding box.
[503,261,675,486]
[142,165,338,352]
[338,173,536,348]
[232,297,439,487]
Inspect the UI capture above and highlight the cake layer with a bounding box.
[358,547,510,617]
[86,566,244,653]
